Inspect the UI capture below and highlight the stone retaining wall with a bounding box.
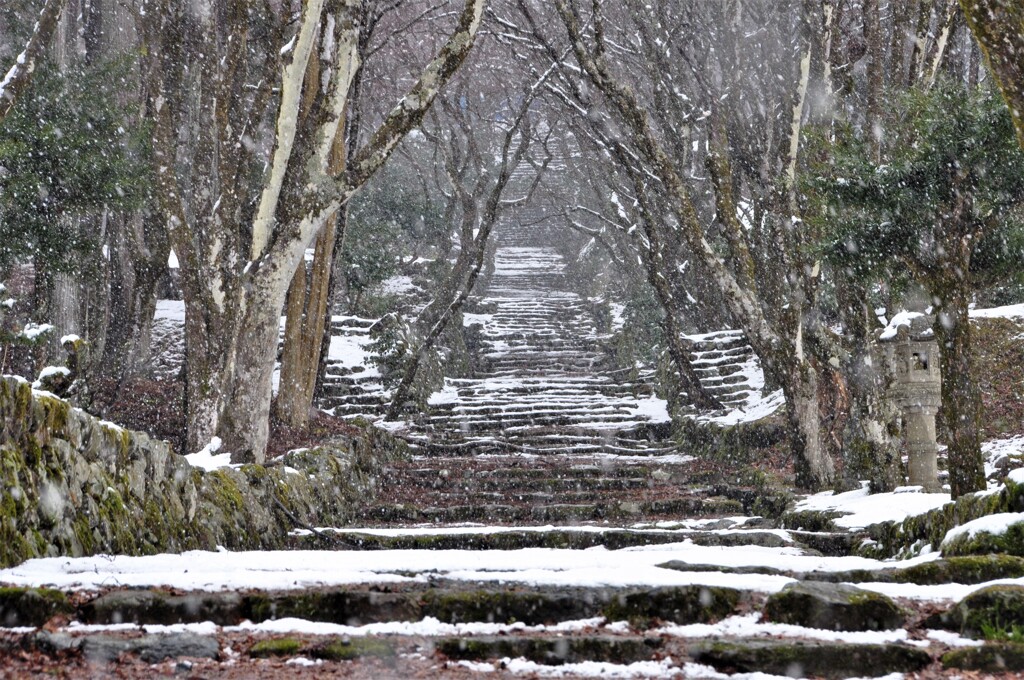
[0,376,407,568]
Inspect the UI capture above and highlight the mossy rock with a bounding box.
[81,589,243,626]
[942,642,1024,672]
[601,586,739,627]
[690,640,931,679]
[945,584,1024,638]
[312,637,396,661]
[249,637,303,658]
[436,635,661,665]
[780,509,844,532]
[242,589,419,626]
[763,582,905,631]
[942,514,1024,557]
[422,588,593,625]
[896,555,1024,585]
[0,586,71,627]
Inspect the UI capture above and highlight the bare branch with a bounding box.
[0,0,68,124]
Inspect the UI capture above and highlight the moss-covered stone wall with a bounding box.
[861,479,1024,559]
[0,376,407,568]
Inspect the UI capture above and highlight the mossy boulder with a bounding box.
[943,584,1024,638]
[0,586,71,627]
[601,586,739,626]
[689,640,931,679]
[895,555,1024,585]
[436,635,661,665]
[942,642,1024,672]
[941,513,1024,557]
[762,582,905,631]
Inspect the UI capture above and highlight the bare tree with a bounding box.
[137,0,486,462]
[386,71,553,418]
[514,0,838,488]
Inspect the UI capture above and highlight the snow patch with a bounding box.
[795,483,950,530]
[942,513,1024,548]
[970,303,1024,319]
[879,310,926,340]
[185,437,234,471]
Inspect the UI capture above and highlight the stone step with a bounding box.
[289,527,791,551]
[354,497,745,524]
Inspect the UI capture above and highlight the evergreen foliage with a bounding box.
[342,163,447,311]
[0,59,150,272]
[817,83,1024,293]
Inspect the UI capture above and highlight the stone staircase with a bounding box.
[316,315,389,419]
[62,161,1020,678]
[686,330,764,412]
[383,243,680,456]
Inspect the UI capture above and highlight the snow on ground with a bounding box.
[327,333,379,376]
[290,524,794,543]
[628,394,671,423]
[794,484,950,530]
[463,312,494,327]
[659,613,916,646]
[969,302,1024,319]
[0,541,955,596]
[983,435,1024,477]
[154,299,185,323]
[697,389,785,427]
[375,274,419,296]
[184,437,234,471]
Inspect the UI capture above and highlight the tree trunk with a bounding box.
[960,0,1024,147]
[932,275,985,498]
[183,271,288,464]
[784,363,835,490]
[838,276,902,492]
[0,0,68,123]
[102,213,168,380]
[275,124,346,429]
[276,214,338,428]
[218,299,283,464]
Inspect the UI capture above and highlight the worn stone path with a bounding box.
[12,239,1024,677]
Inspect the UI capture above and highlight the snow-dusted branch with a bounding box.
[251,0,328,261]
[0,0,68,125]
[347,0,486,189]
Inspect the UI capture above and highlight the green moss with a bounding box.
[0,586,71,626]
[424,589,563,625]
[898,555,1024,585]
[944,519,1024,557]
[781,509,842,532]
[956,585,1024,638]
[71,514,94,555]
[763,582,905,632]
[942,642,1024,672]
[249,637,303,658]
[980,620,1024,642]
[206,470,244,514]
[601,586,739,627]
[313,637,395,661]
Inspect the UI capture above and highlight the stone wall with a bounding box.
[0,376,407,568]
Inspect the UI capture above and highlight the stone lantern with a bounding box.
[877,314,943,492]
